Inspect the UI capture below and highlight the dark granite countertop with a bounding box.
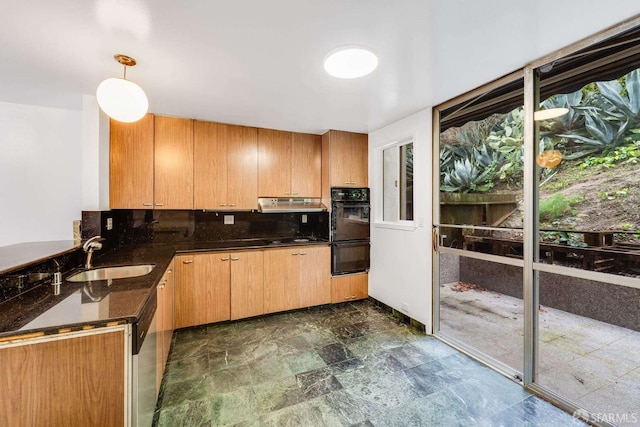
[0,240,81,275]
[0,238,330,340]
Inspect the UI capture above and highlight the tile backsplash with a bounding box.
[82,209,329,247]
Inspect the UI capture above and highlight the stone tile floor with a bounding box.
[441,282,640,426]
[153,300,585,426]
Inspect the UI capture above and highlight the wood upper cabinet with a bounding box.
[0,327,126,427]
[322,130,368,190]
[230,251,264,320]
[258,128,292,197]
[154,116,194,209]
[174,253,231,329]
[331,272,368,303]
[194,121,258,210]
[110,114,154,208]
[258,129,321,197]
[264,245,330,313]
[292,132,322,197]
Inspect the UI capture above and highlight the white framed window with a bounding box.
[376,138,415,229]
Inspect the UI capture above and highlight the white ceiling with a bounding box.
[1,1,640,134]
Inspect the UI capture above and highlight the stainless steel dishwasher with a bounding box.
[132,292,158,427]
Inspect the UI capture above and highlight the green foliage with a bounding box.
[579,141,640,169]
[541,231,588,247]
[539,194,577,222]
[553,69,640,159]
[487,109,525,183]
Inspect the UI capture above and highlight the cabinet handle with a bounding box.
[182,259,193,264]
[219,203,228,207]
[284,192,291,195]
[292,252,299,256]
[291,192,298,196]
[228,203,236,207]
[221,257,230,261]
[299,251,306,255]
[142,202,153,207]
[230,257,240,261]
[155,203,164,207]
[167,269,172,274]
[159,279,167,289]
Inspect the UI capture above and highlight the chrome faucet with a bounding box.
[83,236,104,269]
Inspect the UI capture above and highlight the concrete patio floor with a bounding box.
[440,282,640,426]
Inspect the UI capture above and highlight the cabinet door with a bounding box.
[299,246,331,307]
[349,132,368,187]
[264,248,300,314]
[230,251,264,320]
[226,124,258,209]
[0,328,126,427]
[331,273,368,303]
[109,114,154,209]
[156,265,174,394]
[328,130,368,187]
[174,255,196,329]
[154,116,194,209]
[292,132,321,197]
[194,253,231,323]
[258,128,292,197]
[194,121,228,209]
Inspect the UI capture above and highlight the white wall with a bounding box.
[81,95,111,211]
[0,101,83,246]
[369,108,432,329]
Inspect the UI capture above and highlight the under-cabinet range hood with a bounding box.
[258,198,327,213]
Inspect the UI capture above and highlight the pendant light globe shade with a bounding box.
[96,77,149,123]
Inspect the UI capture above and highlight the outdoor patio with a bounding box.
[440,281,640,425]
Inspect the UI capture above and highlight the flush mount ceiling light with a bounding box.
[96,54,148,123]
[533,107,569,121]
[323,46,378,79]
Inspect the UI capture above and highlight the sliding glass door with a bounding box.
[434,21,640,424]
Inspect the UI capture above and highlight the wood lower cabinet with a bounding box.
[174,254,231,329]
[230,251,264,320]
[110,114,154,209]
[194,121,258,210]
[264,246,330,313]
[264,248,302,313]
[299,246,331,307]
[154,116,194,209]
[156,260,175,393]
[331,272,368,303]
[258,129,321,197]
[0,327,127,427]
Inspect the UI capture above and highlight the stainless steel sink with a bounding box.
[66,264,156,282]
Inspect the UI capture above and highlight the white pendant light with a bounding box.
[324,46,378,79]
[96,54,148,123]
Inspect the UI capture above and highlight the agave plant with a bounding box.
[559,112,629,159]
[596,69,640,127]
[441,158,495,193]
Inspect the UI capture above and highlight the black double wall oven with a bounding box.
[331,187,370,275]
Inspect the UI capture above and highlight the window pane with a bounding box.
[536,67,640,277]
[383,141,414,222]
[439,253,523,373]
[400,143,413,220]
[537,271,640,419]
